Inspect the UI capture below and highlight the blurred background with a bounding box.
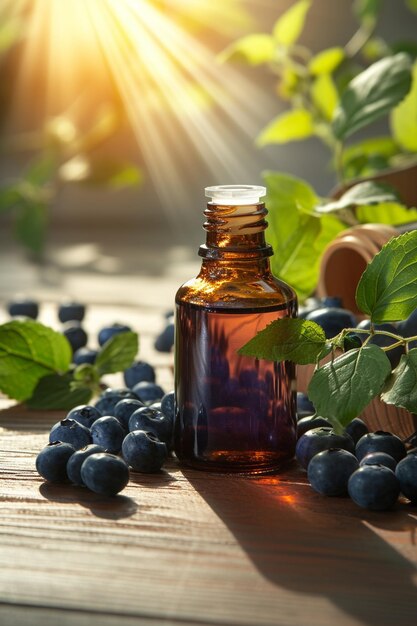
[0,0,416,306]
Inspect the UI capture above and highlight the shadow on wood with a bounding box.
[184,467,417,626]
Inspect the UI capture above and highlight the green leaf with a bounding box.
[25,154,56,185]
[342,136,398,172]
[14,201,47,256]
[273,0,311,46]
[264,171,345,300]
[238,318,329,364]
[309,47,345,75]
[95,331,138,376]
[0,185,21,214]
[406,0,417,13]
[381,350,417,413]
[332,53,412,141]
[308,345,392,425]
[311,74,339,121]
[316,181,400,214]
[270,214,321,298]
[391,61,417,152]
[0,320,72,402]
[356,230,417,322]
[264,171,318,218]
[26,371,92,410]
[357,202,417,225]
[354,0,383,24]
[257,109,314,146]
[0,16,24,53]
[218,33,276,66]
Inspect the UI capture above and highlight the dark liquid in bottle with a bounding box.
[174,300,297,473]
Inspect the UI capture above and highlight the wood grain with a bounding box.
[1,294,417,626]
[1,400,417,626]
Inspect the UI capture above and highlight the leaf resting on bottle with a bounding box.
[308,345,392,425]
[381,349,417,413]
[356,230,417,322]
[238,318,329,364]
[0,320,72,402]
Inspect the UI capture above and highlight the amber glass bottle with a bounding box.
[174,185,297,473]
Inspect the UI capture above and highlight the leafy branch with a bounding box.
[239,230,417,429]
[221,1,417,302]
[0,320,138,409]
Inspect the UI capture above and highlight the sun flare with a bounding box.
[3,0,275,215]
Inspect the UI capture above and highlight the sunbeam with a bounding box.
[6,0,276,217]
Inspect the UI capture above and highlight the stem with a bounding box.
[345,21,376,59]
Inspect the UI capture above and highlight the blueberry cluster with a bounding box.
[36,382,175,497]
[296,392,417,510]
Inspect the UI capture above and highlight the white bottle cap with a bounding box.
[205,185,266,206]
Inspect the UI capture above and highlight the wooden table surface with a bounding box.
[1,301,417,626]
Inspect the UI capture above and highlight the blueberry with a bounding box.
[36,442,75,482]
[160,391,175,423]
[297,392,315,415]
[113,398,145,430]
[343,332,362,351]
[150,401,162,411]
[395,454,417,502]
[355,431,406,463]
[397,307,417,349]
[154,322,175,352]
[58,302,85,323]
[66,404,101,428]
[8,298,39,319]
[307,448,359,496]
[298,297,321,319]
[132,381,165,404]
[91,416,125,454]
[49,418,91,450]
[66,444,105,486]
[98,323,132,347]
[306,307,357,339]
[356,320,403,368]
[124,360,156,388]
[348,465,400,511]
[360,451,397,471]
[94,387,138,415]
[295,427,355,469]
[122,430,168,472]
[321,296,343,308]
[297,415,332,438]
[128,406,173,444]
[80,453,129,496]
[345,417,369,444]
[73,347,98,365]
[62,322,88,353]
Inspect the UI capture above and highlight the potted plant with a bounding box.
[238,228,417,439]
[221,0,417,302]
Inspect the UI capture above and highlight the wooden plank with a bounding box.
[1,406,417,626]
[1,295,417,626]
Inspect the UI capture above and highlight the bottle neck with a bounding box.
[198,201,273,261]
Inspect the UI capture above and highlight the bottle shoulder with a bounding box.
[176,271,297,310]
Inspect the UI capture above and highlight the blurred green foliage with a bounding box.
[0,14,142,259]
[222,0,417,300]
